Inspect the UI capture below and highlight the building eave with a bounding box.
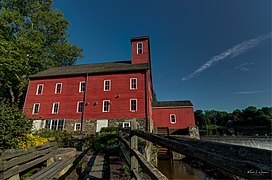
[152,106,193,109]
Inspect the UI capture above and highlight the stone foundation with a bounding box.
[63,118,146,134]
[189,126,200,139]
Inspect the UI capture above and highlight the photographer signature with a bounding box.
[247,169,269,175]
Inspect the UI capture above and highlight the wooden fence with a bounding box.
[119,121,168,180]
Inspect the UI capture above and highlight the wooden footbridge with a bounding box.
[1,122,271,179]
[119,121,272,180]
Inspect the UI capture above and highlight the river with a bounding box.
[158,159,213,180]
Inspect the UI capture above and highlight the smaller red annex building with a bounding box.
[23,36,195,134]
[153,101,195,134]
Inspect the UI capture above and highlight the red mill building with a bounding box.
[24,36,195,133]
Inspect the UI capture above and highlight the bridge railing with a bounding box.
[119,120,168,180]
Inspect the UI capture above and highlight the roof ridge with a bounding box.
[30,61,149,79]
[153,100,193,107]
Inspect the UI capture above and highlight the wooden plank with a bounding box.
[2,151,54,179]
[132,149,168,180]
[120,145,130,165]
[1,152,37,171]
[37,146,57,156]
[0,142,56,161]
[35,142,57,151]
[132,169,141,180]
[0,147,36,161]
[130,120,138,175]
[1,146,56,171]
[54,158,75,178]
[132,130,272,179]
[30,157,75,180]
[120,137,130,148]
[29,160,62,180]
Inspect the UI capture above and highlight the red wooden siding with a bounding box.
[152,107,196,129]
[24,72,147,120]
[131,37,150,64]
[86,72,146,119]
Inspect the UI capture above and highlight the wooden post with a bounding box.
[130,119,138,179]
[47,157,54,167]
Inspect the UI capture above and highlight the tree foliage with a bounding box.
[0,100,32,150]
[195,106,272,136]
[0,0,83,107]
[152,90,157,105]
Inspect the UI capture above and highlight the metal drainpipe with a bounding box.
[144,70,149,132]
[81,73,88,131]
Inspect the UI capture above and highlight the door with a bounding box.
[32,120,43,131]
[96,119,108,132]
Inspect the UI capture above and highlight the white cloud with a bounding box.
[232,90,266,95]
[182,32,272,81]
[234,62,255,71]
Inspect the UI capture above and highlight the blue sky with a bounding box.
[54,0,271,112]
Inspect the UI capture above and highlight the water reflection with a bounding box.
[158,160,212,180]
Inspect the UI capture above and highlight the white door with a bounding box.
[96,119,108,132]
[32,120,42,131]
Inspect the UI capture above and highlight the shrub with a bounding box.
[79,135,95,152]
[0,100,32,150]
[34,129,72,147]
[93,128,119,152]
[100,126,119,133]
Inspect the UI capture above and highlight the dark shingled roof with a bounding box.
[153,101,193,107]
[30,61,149,79]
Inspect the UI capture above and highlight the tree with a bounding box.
[0,100,32,150]
[230,109,243,122]
[242,106,257,125]
[195,106,271,136]
[152,90,157,105]
[215,111,228,126]
[194,110,205,128]
[204,110,218,125]
[0,0,83,107]
[256,107,272,128]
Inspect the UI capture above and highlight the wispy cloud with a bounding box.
[234,62,255,71]
[232,90,266,95]
[182,32,272,81]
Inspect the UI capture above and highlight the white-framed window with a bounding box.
[74,123,81,131]
[55,83,62,94]
[104,80,111,91]
[102,100,110,112]
[130,78,137,90]
[79,81,86,92]
[52,102,59,114]
[77,101,84,113]
[122,122,131,129]
[32,103,40,114]
[170,114,176,124]
[36,84,44,95]
[137,42,143,54]
[130,99,137,112]
[45,119,65,130]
